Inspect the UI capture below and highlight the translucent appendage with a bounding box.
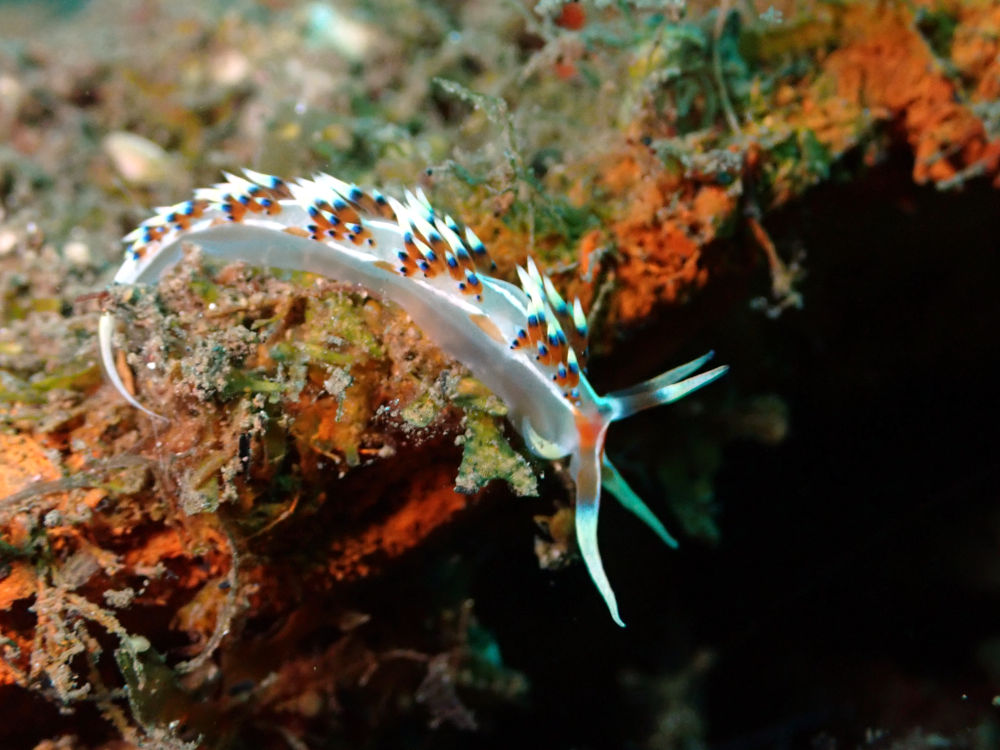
[98,313,166,420]
[574,447,625,627]
[602,457,678,549]
[605,365,729,421]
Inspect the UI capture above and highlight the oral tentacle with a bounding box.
[98,312,167,420]
[601,457,678,549]
[605,351,717,401]
[603,364,729,422]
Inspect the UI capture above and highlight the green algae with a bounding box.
[0,360,101,405]
[180,448,232,515]
[433,77,602,253]
[269,340,353,368]
[114,640,197,746]
[454,410,537,498]
[303,291,386,360]
[0,369,46,403]
[221,371,286,397]
[29,360,102,392]
[401,389,443,428]
[446,377,536,497]
[449,376,507,418]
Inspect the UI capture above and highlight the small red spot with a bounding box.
[554,60,578,80]
[555,2,586,30]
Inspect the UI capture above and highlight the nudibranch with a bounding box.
[99,169,727,626]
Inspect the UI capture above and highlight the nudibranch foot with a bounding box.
[101,170,728,627]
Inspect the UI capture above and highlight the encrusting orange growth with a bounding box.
[0,433,63,497]
[0,564,35,617]
[0,435,56,651]
[0,427,234,685]
[289,383,373,469]
[952,3,1000,103]
[567,2,1000,330]
[463,143,735,335]
[594,146,731,325]
[326,464,473,581]
[818,5,1000,186]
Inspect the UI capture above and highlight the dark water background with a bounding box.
[460,149,1000,748]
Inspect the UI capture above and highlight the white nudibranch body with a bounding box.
[100,169,728,626]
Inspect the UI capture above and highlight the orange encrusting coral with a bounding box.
[576,3,1000,328]
[810,5,1000,186]
[0,564,36,613]
[951,4,1000,103]
[288,381,374,469]
[0,433,64,498]
[326,464,474,581]
[595,147,732,325]
[0,434,57,674]
[460,144,734,333]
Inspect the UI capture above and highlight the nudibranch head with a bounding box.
[100,169,727,626]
